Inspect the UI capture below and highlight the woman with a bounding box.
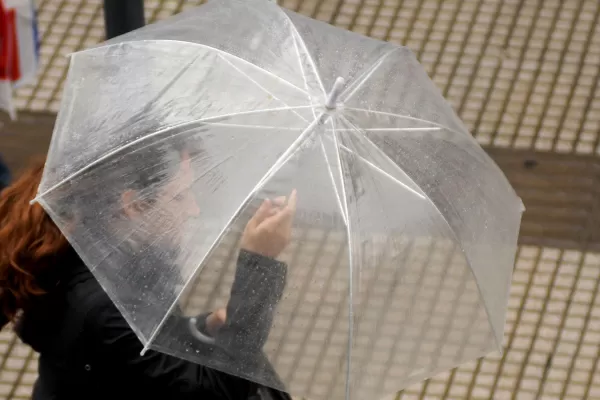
[0,144,295,399]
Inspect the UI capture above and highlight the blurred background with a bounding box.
[0,0,599,399]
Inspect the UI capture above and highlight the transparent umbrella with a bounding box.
[33,0,524,399]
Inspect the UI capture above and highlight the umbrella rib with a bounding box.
[32,105,314,203]
[329,119,351,225]
[328,117,355,400]
[86,131,280,274]
[323,118,426,200]
[143,115,324,353]
[340,116,501,352]
[281,11,327,95]
[344,107,465,136]
[202,122,304,130]
[253,115,324,190]
[75,50,207,155]
[319,125,348,226]
[340,47,400,103]
[77,39,309,96]
[339,114,446,206]
[217,54,310,123]
[284,16,320,119]
[291,33,318,119]
[336,143,426,200]
[329,127,442,132]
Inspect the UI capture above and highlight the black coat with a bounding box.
[14,248,292,400]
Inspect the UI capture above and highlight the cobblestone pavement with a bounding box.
[0,1,598,399]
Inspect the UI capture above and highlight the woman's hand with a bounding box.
[241,189,297,259]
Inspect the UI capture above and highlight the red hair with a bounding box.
[0,160,69,324]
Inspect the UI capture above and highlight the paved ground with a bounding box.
[0,112,54,174]
[0,0,599,399]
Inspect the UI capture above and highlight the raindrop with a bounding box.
[250,33,263,50]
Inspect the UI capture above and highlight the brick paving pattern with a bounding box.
[0,0,598,399]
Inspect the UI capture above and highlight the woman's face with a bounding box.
[123,150,200,240]
[154,151,200,228]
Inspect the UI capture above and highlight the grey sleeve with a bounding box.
[216,250,287,353]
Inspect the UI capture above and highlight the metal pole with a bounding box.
[103,0,145,40]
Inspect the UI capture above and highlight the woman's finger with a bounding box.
[248,199,272,227]
[262,190,297,229]
[286,189,297,213]
[272,196,287,207]
[280,189,297,231]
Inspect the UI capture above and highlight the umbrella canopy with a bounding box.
[34,0,524,398]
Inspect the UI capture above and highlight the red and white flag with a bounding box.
[0,0,39,119]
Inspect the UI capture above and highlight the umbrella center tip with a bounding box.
[325,76,346,110]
